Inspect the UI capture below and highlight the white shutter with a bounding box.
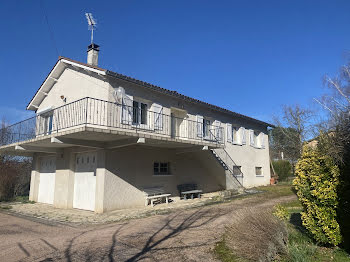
[240,127,246,145]
[152,103,163,130]
[121,95,133,124]
[226,123,232,143]
[196,115,204,137]
[249,129,255,147]
[260,133,265,149]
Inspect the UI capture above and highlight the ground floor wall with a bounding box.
[28,142,270,213]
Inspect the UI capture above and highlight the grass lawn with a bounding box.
[280,200,350,262]
[213,184,350,262]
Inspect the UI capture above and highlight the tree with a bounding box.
[271,105,314,173]
[293,145,342,246]
[315,61,350,251]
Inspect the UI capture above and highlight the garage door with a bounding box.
[38,156,56,204]
[73,152,97,211]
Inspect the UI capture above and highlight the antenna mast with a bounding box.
[85,13,97,44]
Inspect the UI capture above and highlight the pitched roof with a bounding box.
[28,56,274,127]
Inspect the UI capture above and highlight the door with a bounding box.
[73,152,97,211]
[38,156,56,204]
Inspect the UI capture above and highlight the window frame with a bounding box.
[232,165,242,177]
[255,166,263,176]
[203,118,211,139]
[132,100,148,126]
[153,162,171,176]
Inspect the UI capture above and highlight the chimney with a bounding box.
[87,43,99,66]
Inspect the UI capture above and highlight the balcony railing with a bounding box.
[0,97,224,147]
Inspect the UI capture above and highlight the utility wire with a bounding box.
[40,0,60,57]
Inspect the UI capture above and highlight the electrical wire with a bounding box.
[40,0,60,57]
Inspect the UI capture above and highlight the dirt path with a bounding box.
[0,194,296,262]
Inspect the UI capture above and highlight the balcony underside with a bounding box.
[0,125,223,156]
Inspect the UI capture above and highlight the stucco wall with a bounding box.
[106,77,271,187]
[38,67,109,112]
[223,130,271,188]
[102,146,226,211]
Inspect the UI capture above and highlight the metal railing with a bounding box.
[208,130,244,187]
[0,97,224,146]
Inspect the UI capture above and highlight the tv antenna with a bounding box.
[85,13,97,44]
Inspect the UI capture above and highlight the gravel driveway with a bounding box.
[0,194,296,262]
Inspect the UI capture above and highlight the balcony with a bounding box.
[0,97,224,152]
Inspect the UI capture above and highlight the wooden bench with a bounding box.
[181,189,202,200]
[143,187,171,207]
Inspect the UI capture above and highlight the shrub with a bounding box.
[293,146,342,246]
[272,160,293,181]
[273,204,289,221]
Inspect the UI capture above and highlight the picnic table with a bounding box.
[143,187,171,207]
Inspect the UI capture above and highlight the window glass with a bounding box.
[133,101,139,124]
[233,166,242,176]
[203,119,210,137]
[154,162,170,175]
[255,167,263,176]
[141,103,147,124]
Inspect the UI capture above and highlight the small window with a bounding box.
[77,157,79,164]
[255,167,263,176]
[154,162,170,175]
[87,156,89,163]
[232,166,242,176]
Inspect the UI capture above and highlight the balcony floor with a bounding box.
[0,125,223,156]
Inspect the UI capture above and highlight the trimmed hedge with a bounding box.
[293,147,342,246]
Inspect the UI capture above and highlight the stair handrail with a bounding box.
[209,129,244,187]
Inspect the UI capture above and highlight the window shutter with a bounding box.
[260,133,265,149]
[249,129,255,147]
[196,115,204,137]
[240,127,246,145]
[152,103,163,130]
[121,94,133,124]
[226,123,232,143]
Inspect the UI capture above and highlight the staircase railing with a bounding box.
[209,130,244,188]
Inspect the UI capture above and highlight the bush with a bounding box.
[272,160,293,181]
[293,147,342,246]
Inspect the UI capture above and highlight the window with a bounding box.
[203,119,211,138]
[154,162,170,175]
[132,101,147,125]
[255,167,263,176]
[232,166,242,176]
[42,113,53,134]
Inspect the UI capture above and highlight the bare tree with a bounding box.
[271,105,314,164]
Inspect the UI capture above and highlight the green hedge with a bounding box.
[293,147,342,246]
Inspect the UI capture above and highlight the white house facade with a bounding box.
[0,44,273,213]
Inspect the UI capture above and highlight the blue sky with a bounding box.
[1,0,350,124]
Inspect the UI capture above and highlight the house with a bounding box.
[0,43,273,213]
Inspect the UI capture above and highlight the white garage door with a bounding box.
[38,156,56,204]
[73,152,97,211]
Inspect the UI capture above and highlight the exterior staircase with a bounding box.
[210,148,244,190]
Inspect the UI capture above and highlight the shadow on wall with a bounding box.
[104,146,227,198]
